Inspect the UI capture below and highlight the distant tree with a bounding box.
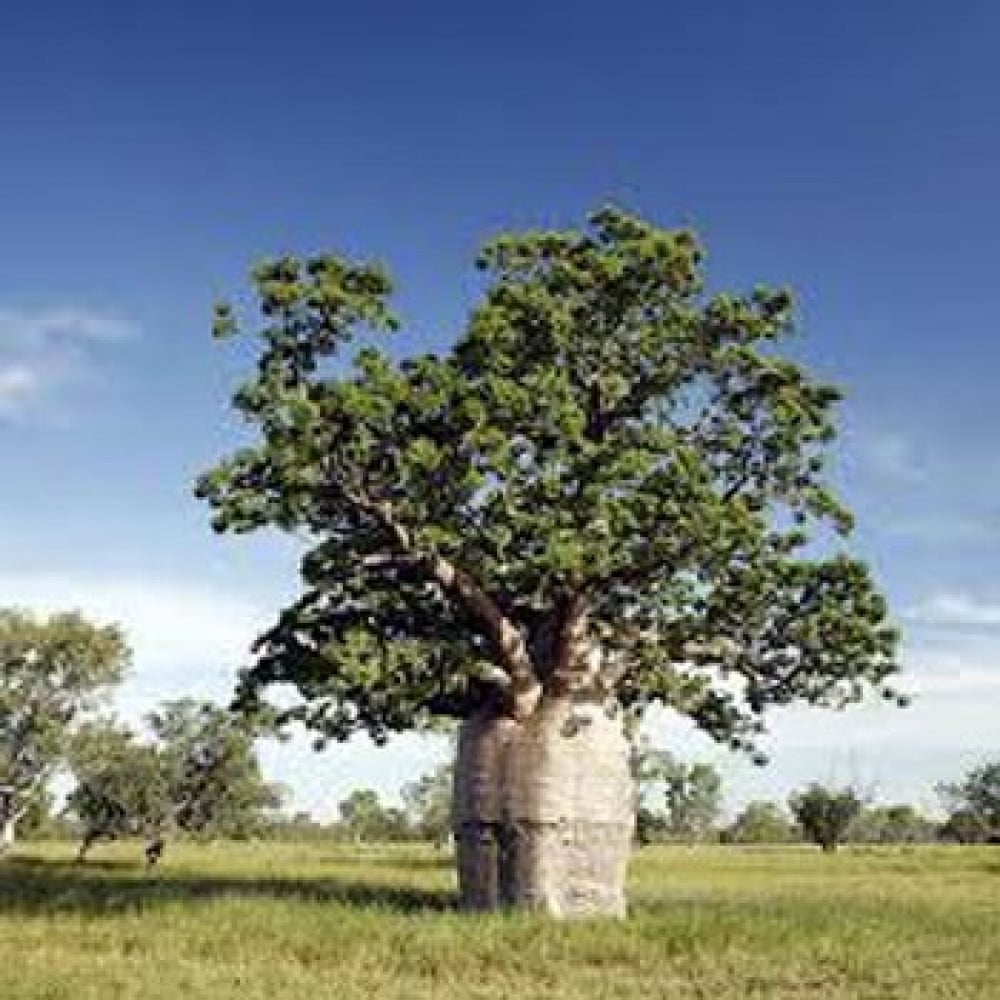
[789,784,863,853]
[633,744,722,843]
[631,742,670,845]
[663,760,722,841]
[261,810,337,842]
[849,803,934,845]
[635,805,669,846]
[68,700,282,863]
[198,208,901,914]
[13,786,55,840]
[937,762,1000,844]
[937,808,991,845]
[67,720,170,861]
[338,788,395,843]
[150,699,284,841]
[724,800,797,844]
[401,762,453,845]
[0,610,129,852]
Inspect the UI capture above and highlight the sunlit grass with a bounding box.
[0,841,996,998]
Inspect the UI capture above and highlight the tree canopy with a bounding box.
[789,783,864,852]
[149,699,284,839]
[724,800,797,844]
[634,744,722,842]
[197,207,901,754]
[401,761,453,844]
[337,788,409,843]
[937,762,1000,843]
[68,700,283,859]
[0,609,129,845]
[68,719,170,849]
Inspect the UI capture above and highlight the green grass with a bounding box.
[1,842,997,998]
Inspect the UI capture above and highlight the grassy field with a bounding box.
[0,841,997,999]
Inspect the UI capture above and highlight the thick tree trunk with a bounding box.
[453,710,520,910]
[453,697,635,918]
[502,697,634,917]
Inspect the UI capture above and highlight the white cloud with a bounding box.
[906,592,1000,628]
[0,364,43,410]
[0,568,455,817]
[0,306,135,419]
[882,513,1000,544]
[0,307,134,348]
[0,571,270,713]
[861,430,924,482]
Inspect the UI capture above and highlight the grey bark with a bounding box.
[502,697,634,917]
[453,710,520,910]
[453,696,635,918]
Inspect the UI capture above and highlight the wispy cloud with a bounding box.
[861,430,924,482]
[0,306,136,419]
[0,571,270,714]
[884,514,1000,545]
[0,568,456,817]
[905,592,1000,628]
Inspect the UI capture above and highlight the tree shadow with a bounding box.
[0,855,456,917]
[319,852,453,871]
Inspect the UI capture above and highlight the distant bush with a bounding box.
[789,784,863,853]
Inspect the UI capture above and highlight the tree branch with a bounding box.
[349,489,541,717]
[549,591,590,693]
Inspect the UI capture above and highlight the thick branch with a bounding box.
[549,591,590,693]
[350,490,541,715]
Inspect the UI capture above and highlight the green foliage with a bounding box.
[634,743,722,842]
[937,762,1000,843]
[149,699,284,840]
[724,800,797,844]
[11,785,55,839]
[401,762,453,844]
[337,788,410,843]
[198,208,900,751]
[67,719,171,842]
[849,804,935,845]
[67,700,283,856]
[789,784,864,852]
[0,609,129,843]
[937,809,991,845]
[262,811,335,842]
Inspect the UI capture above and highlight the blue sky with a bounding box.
[1,0,999,818]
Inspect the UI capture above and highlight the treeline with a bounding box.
[264,764,454,845]
[270,755,1000,851]
[4,609,998,859]
[635,746,1000,850]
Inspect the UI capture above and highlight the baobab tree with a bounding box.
[197,207,901,916]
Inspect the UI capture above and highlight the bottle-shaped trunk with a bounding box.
[453,698,635,918]
[453,710,520,910]
[502,697,634,917]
